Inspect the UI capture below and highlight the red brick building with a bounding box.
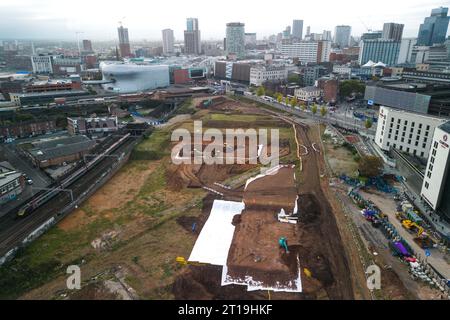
[0,120,56,140]
[318,78,338,103]
[173,69,190,84]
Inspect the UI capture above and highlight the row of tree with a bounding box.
[256,87,328,117]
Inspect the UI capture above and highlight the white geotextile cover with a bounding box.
[221,259,303,293]
[188,200,245,266]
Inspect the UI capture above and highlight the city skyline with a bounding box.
[0,0,449,41]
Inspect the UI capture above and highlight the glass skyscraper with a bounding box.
[292,20,303,40]
[358,39,401,66]
[226,22,245,58]
[417,7,450,46]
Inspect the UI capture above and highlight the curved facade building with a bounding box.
[100,62,170,93]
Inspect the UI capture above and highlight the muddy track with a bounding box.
[294,122,354,299]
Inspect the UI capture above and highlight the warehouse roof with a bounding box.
[29,135,95,161]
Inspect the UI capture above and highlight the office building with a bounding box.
[358,39,401,66]
[398,38,417,64]
[292,20,304,40]
[184,18,201,55]
[302,65,328,86]
[82,39,93,53]
[31,55,53,74]
[67,116,119,135]
[322,30,332,41]
[0,161,25,205]
[249,65,289,86]
[245,33,257,48]
[382,23,404,41]
[375,106,446,159]
[294,86,322,102]
[226,22,245,58]
[281,40,331,63]
[162,29,175,55]
[417,7,450,46]
[118,25,131,58]
[214,61,251,83]
[361,31,382,41]
[283,26,292,39]
[334,25,351,48]
[421,121,450,222]
[365,81,450,117]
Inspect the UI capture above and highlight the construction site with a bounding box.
[3,95,446,300]
[166,96,357,299]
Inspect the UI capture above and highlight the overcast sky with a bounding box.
[0,0,448,41]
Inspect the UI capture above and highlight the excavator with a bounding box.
[401,220,435,249]
[401,219,424,236]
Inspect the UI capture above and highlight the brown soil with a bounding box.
[173,118,355,300]
[294,123,354,299]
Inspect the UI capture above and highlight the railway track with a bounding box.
[0,136,137,257]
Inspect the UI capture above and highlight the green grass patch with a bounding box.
[132,129,172,160]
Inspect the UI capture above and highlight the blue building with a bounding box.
[358,39,401,66]
[417,7,450,46]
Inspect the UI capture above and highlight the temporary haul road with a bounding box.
[0,134,140,260]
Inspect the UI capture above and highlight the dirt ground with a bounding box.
[14,96,373,300]
[173,109,357,300]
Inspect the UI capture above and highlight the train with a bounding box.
[17,133,131,218]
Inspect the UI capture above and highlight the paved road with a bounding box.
[0,144,52,217]
[246,96,377,135]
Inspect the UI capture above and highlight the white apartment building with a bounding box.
[249,65,289,86]
[162,29,175,55]
[332,65,352,76]
[375,106,447,159]
[31,55,53,74]
[294,86,322,101]
[281,41,331,63]
[421,122,450,211]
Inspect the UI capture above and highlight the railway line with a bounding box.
[0,134,138,258]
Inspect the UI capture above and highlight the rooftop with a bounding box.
[28,135,96,162]
[439,121,450,134]
[0,161,22,187]
[298,86,320,92]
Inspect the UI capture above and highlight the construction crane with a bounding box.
[75,31,84,58]
[358,17,372,33]
[118,16,126,27]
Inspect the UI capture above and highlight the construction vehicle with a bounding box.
[402,220,424,237]
[414,235,435,249]
[175,256,205,266]
[396,211,407,222]
[279,237,289,253]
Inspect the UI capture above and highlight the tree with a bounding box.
[301,104,306,111]
[277,93,283,103]
[256,86,265,97]
[320,105,327,117]
[365,118,373,130]
[288,74,300,84]
[311,104,318,115]
[285,96,290,106]
[358,155,383,178]
[290,96,298,108]
[339,80,365,99]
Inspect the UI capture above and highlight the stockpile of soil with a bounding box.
[243,167,298,212]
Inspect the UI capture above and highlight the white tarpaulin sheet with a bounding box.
[188,200,245,266]
[220,256,303,293]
